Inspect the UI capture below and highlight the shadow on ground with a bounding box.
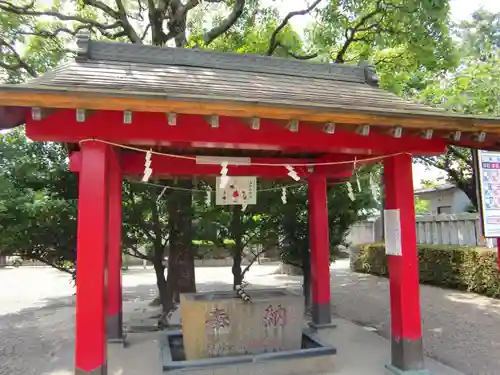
[0,274,263,375]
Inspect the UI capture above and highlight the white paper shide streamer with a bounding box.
[219,161,229,189]
[142,149,153,182]
[346,181,355,201]
[206,186,212,206]
[285,165,300,181]
[281,187,287,204]
[369,173,379,202]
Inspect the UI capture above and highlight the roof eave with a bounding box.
[1,85,500,130]
[415,186,456,195]
[0,106,26,130]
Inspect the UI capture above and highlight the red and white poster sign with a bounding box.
[477,150,500,237]
[215,176,257,206]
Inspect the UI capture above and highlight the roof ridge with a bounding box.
[74,30,379,86]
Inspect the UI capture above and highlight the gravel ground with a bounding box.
[0,265,292,375]
[329,259,500,375]
[0,262,498,375]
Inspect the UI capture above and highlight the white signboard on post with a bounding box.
[215,176,257,206]
[477,150,500,237]
[384,209,402,256]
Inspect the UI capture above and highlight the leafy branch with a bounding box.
[0,1,126,37]
[0,36,38,77]
[240,245,268,278]
[334,0,386,63]
[267,0,322,59]
[204,0,246,45]
[418,146,477,208]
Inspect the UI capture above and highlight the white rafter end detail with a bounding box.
[451,131,462,142]
[250,117,260,130]
[167,112,177,126]
[123,110,132,124]
[208,115,219,128]
[31,107,42,121]
[421,129,433,140]
[287,119,299,132]
[392,126,403,138]
[475,131,487,143]
[76,109,86,123]
[357,124,370,136]
[323,122,336,134]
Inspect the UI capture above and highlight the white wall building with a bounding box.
[414,184,472,214]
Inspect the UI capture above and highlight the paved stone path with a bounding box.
[0,262,498,375]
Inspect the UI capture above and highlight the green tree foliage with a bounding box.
[307,0,457,95]
[0,128,78,272]
[275,167,379,306]
[458,9,500,61]
[194,173,379,299]
[187,1,304,56]
[1,0,479,316]
[0,0,313,316]
[417,10,500,208]
[414,198,431,215]
[0,0,83,82]
[413,180,438,215]
[193,180,279,288]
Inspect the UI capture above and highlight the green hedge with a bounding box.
[351,243,500,298]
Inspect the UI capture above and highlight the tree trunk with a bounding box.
[149,185,173,315]
[232,249,243,289]
[167,179,196,303]
[458,169,478,210]
[153,257,172,313]
[231,205,244,289]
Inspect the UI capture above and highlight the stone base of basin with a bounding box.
[161,329,336,375]
[180,288,305,360]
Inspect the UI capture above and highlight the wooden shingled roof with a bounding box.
[1,31,500,140]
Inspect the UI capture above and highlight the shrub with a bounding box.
[192,242,230,259]
[351,243,500,298]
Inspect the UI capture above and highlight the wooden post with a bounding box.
[107,147,124,342]
[384,153,428,375]
[308,174,332,327]
[75,141,110,375]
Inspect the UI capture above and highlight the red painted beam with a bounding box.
[69,152,354,179]
[26,109,447,155]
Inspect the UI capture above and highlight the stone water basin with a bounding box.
[180,288,305,360]
[161,329,337,375]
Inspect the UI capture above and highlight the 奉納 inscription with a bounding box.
[205,307,230,335]
[263,304,287,328]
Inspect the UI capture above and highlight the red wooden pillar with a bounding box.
[107,148,123,341]
[384,153,427,374]
[308,174,332,326]
[75,141,110,375]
